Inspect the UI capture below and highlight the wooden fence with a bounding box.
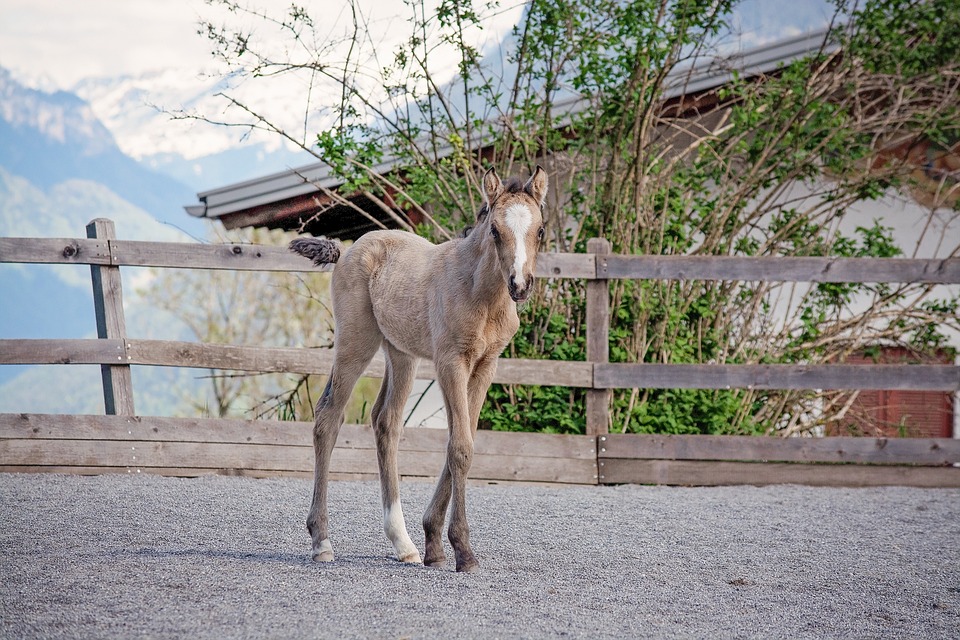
[1,218,959,487]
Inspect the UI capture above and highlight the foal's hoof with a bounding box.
[312,549,335,563]
[312,539,334,562]
[423,553,446,569]
[455,552,480,573]
[456,559,480,573]
[398,551,423,564]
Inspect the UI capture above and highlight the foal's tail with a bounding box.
[289,237,342,265]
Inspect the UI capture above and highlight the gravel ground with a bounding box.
[1,473,958,639]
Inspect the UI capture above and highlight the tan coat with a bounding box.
[291,166,548,572]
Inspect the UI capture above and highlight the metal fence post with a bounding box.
[87,219,135,415]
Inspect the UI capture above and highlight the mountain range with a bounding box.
[0,67,236,413]
[70,68,314,191]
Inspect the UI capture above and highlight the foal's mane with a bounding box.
[459,177,530,239]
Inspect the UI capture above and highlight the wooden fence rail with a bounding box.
[1,338,955,391]
[4,235,957,282]
[1,219,958,486]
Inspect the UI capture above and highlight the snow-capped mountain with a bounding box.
[71,67,319,191]
[0,68,202,234]
[0,72,114,155]
[71,68,239,161]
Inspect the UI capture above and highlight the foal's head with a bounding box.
[480,166,548,303]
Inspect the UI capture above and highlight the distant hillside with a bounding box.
[0,69,209,411]
[0,68,203,236]
[0,165,194,341]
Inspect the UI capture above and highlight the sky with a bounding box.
[0,0,527,160]
[0,0,838,91]
[0,0,222,88]
[0,0,838,167]
[0,0,452,90]
[0,0,529,90]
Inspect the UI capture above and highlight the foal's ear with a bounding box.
[482,167,503,205]
[524,165,548,208]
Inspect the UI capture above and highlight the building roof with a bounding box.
[184,28,834,239]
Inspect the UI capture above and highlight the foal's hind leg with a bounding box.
[306,317,383,562]
[372,342,421,564]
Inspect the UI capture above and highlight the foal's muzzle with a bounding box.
[508,274,534,303]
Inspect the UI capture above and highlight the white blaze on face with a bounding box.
[504,203,533,277]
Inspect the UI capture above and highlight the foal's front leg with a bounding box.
[422,464,451,568]
[424,359,483,572]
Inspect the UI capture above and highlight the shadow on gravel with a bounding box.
[110,548,312,566]
[109,548,428,570]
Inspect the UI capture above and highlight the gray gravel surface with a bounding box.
[1,473,958,639]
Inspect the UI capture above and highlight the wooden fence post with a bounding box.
[586,238,611,436]
[87,219,135,415]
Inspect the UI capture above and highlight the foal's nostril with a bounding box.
[507,274,533,303]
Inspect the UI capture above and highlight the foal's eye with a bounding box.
[537,226,545,241]
[490,226,501,241]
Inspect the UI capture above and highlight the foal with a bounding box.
[290,166,547,572]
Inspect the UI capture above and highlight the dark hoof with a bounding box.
[456,559,480,573]
[455,553,479,573]
[423,554,446,568]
